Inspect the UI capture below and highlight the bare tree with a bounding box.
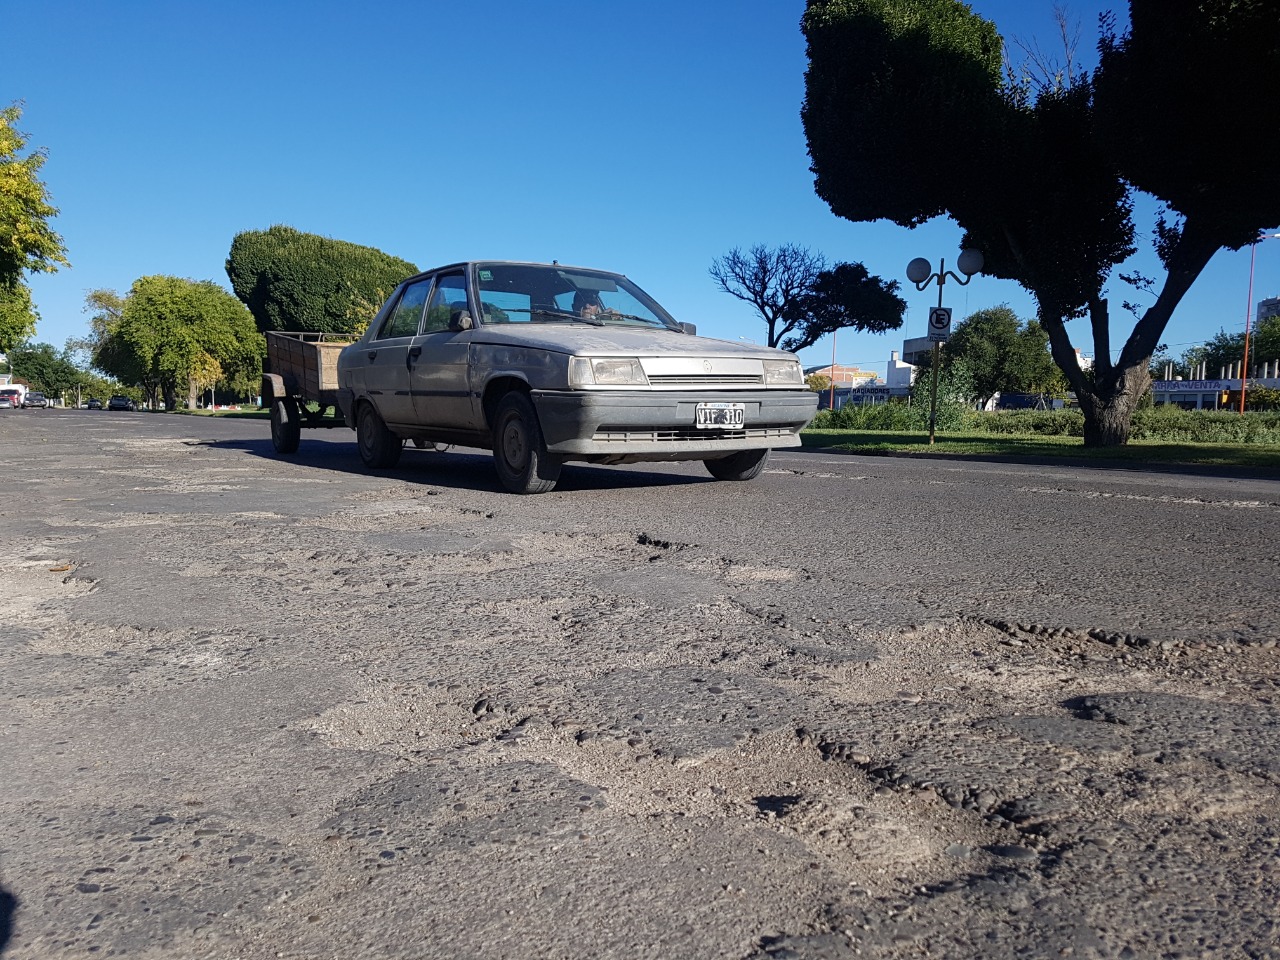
[708,244,826,347]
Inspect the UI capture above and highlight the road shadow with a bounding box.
[0,884,16,957]
[198,436,710,493]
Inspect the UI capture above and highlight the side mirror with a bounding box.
[452,311,474,331]
[680,322,697,336]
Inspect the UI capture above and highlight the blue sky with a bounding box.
[7,0,1276,378]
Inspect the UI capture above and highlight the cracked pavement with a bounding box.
[2,411,1278,959]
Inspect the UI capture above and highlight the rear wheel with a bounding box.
[492,392,561,494]
[357,403,403,469]
[704,449,770,481]
[270,398,301,454]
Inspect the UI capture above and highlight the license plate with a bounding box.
[695,402,745,428]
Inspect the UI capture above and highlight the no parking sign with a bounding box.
[927,306,952,342]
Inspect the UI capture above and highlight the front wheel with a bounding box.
[704,449,770,481]
[270,398,301,454]
[357,403,403,469]
[492,392,561,494]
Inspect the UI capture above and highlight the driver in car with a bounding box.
[572,290,605,319]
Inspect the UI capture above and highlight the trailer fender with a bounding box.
[261,374,286,406]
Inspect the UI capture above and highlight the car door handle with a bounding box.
[407,346,422,370]
[367,349,378,361]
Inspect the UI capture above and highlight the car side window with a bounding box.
[377,279,431,339]
[422,272,470,333]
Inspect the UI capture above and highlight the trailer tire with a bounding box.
[357,403,402,469]
[270,398,301,455]
[704,448,769,481]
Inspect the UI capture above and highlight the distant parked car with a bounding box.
[22,391,48,409]
[86,397,103,410]
[0,396,12,410]
[107,395,137,411]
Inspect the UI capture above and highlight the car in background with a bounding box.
[22,391,48,409]
[336,260,817,493]
[107,395,137,411]
[0,396,12,410]
[86,397,103,410]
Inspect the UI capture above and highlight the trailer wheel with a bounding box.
[357,403,403,469]
[704,449,769,481]
[270,398,301,454]
[492,392,561,494]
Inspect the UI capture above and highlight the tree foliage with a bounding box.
[801,0,1280,446]
[95,276,264,410]
[709,243,904,348]
[225,225,418,335]
[941,305,1065,403]
[65,288,126,366]
[781,261,906,351]
[0,104,69,292]
[0,281,39,353]
[10,342,82,397]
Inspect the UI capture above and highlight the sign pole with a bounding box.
[928,260,946,444]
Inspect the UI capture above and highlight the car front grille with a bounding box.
[645,374,763,387]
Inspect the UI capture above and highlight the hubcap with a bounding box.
[502,417,526,467]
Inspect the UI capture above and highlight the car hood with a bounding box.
[470,324,794,358]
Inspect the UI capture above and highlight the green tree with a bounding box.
[710,244,904,349]
[65,288,126,366]
[801,0,1280,446]
[781,261,906,351]
[805,372,832,393]
[0,281,39,353]
[225,225,417,335]
[942,305,1064,404]
[909,350,975,430]
[96,276,264,411]
[0,104,69,292]
[10,341,81,398]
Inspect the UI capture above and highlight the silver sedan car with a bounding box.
[337,261,817,493]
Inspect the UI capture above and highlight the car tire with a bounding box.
[357,402,403,469]
[270,398,302,455]
[492,392,561,494]
[704,449,770,482]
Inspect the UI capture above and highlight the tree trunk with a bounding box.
[1076,363,1150,447]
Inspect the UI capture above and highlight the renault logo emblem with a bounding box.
[703,360,713,373]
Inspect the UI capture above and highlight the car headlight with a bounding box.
[569,357,649,386]
[763,359,803,386]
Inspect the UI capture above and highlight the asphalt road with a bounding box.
[2,409,1278,959]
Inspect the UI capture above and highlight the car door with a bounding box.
[361,278,431,427]
[408,271,477,429]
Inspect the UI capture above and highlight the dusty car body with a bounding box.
[337,261,817,493]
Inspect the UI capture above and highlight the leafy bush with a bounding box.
[1129,406,1280,443]
[810,400,924,431]
[226,225,418,335]
[806,404,1280,444]
[967,409,1085,436]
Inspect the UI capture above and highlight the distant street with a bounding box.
[2,410,1278,959]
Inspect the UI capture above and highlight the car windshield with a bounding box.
[473,263,681,331]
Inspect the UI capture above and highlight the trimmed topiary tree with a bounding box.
[225,225,418,335]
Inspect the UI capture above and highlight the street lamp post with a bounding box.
[906,249,984,444]
[1240,233,1280,413]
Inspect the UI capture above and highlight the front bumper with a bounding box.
[532,389,817,458]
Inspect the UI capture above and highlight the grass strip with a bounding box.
[801,429,1280,470]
